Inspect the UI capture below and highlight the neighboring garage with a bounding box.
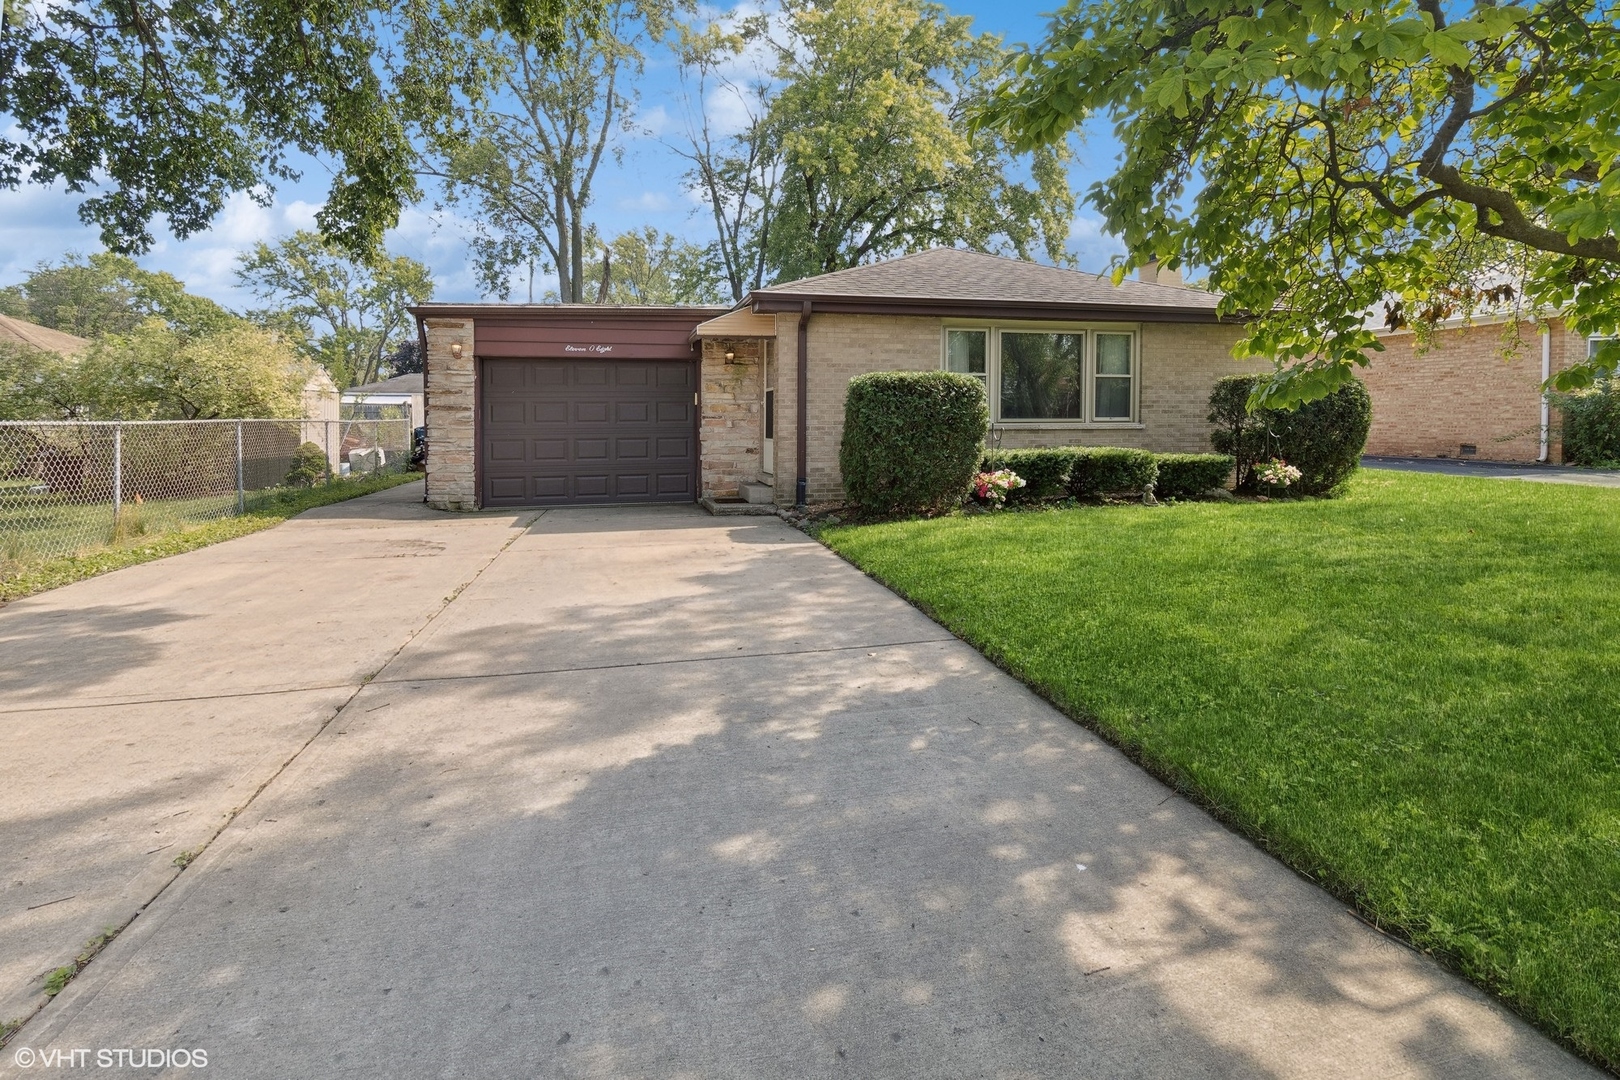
[413,305,726,508]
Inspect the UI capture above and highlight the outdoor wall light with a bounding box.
[450,343,463,359]
[724,350,735,361]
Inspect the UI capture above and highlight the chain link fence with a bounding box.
[0,419,413,565]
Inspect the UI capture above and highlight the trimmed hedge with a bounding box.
[1558,382,1620,467]
[840,370,989,515]
[1070,447,1158,498]
[1154,453,1235,498]
[981,447,1082,503]
[1209,374,1372,495]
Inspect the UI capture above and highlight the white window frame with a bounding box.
[940,321,1142,427]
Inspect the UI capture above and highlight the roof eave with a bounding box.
[748,292,1243,324]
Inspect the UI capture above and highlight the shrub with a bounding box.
[1208,376,1269,489]
[285,441,329,488]
[840,371,988,515]
[1154,453,1235,498]
[1558,381,1620,466]
[1208,374,1372,495]
[981,447,1082,503]
[1069,447,1158,499]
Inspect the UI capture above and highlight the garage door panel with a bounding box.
[489,364,525,389]
[482,358,698,507]
[488,476,526,500]
[488,439,527,462]
[533,476,568,498]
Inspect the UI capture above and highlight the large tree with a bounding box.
[982,0,1620,404]
[670,17,781,301]
[236,231,435,389]
[675,0,1075,289]
[0,0,579,255]
[0,252,233,338]
[424,0,666,302]
[577,227,728,304]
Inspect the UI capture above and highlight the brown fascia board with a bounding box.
[747,292,1246,324]
[409,304,730,320]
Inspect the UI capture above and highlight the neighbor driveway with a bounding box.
[1,485,1599,1078]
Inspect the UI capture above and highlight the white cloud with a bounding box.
[618,190,676,213]
[1065,212,1125,273]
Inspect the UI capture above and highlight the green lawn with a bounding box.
[823,471,1620,1070]
[0,472,421,605]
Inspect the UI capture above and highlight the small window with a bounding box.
[1093,333,1134,420]
[1590,337,1617,370]
[946,329,988,393]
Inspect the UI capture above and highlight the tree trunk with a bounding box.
[571,217,585,303]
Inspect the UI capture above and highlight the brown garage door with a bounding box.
[481,358,696,506]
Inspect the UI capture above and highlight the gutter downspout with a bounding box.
[417,314,431,502]
[796,300,811,508]
[1540,326,1551,463]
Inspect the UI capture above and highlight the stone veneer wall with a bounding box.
[772,313,1260,505]
[1364,318,1584,462]
[423,318,478,510]
[699,337,767,499]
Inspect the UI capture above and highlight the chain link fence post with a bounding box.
[235,420,245,514]
[112,421,123,532]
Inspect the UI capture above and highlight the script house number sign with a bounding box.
[563,344,615,355]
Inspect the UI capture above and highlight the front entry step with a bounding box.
[739,481,775,504]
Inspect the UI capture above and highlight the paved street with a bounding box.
[1363,455,1620,487]
[1,482,1599,1078]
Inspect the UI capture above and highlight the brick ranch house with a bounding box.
[411,248,1264,510]
[1364,316,1605,463]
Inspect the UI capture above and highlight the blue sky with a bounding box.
[0,0,1126,311]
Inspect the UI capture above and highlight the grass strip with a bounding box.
[823,470,1620,1070]
[0,472,421,606]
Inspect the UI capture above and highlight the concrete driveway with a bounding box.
[1,483,1599,1078]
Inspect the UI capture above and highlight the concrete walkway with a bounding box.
[1364,455,1620,487]
[1,485,1600,1078]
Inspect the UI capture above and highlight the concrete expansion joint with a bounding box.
[368,636,959,686]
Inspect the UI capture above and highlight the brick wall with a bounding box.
[772,313,1259,505]
[423,318,477,511]
[699,337,766,498]
[1364,319,1583,462]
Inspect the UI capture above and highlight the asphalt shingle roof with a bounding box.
[347,373,424,394]
[0,314,92,355]
[754,248,1220,312]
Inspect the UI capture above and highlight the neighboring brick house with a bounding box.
[411,248,1259,511]
[1364,317,1597,463]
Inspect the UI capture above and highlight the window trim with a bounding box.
[940,320,1141,427]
